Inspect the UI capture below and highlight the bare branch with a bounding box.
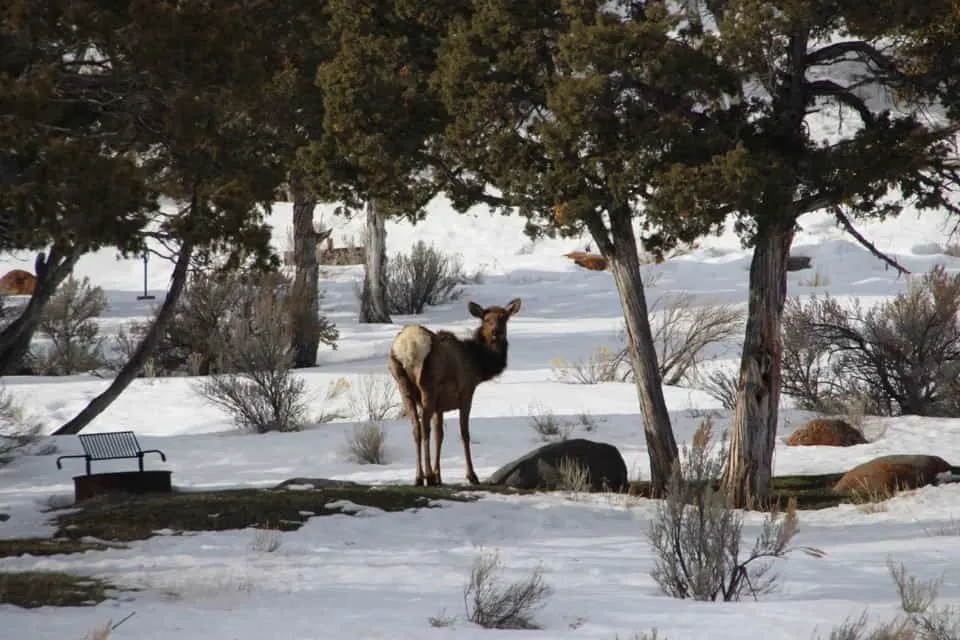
[831,206,910,275]
[806,79,875,126]
[805,41,901,78]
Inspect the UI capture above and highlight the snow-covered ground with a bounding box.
[3,198,960,639]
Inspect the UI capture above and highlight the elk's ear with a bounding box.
[505,298,522,316]
[468,301,485,318]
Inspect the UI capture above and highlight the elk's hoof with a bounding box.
[466,472,480,485]
[414,475,426,487]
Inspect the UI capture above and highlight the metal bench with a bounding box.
[56,431,167,476]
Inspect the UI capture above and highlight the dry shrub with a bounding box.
[193,273,308,434]
[83,621,113,640]
[616,294,744,387]
[550,346,621,384]
[429,609,457,628]
[315,377,351,424]
[345,421,387,464]
[529,406,573,442]
[647,417,819,601]
[249,525,283,553]
[464,548,552,630]
[385,241,480,315]
[618,632,666,640]
[781,265,960,417]
[347,374,402,422]
[820,560,960,640]
[0,385,44,464]
[136,269,336,376]
[696,364,739,410]
[557,457,591,493]
[35,275,108,375]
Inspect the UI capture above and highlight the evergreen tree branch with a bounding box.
[830,205,910,275]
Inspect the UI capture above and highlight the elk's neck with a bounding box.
[466,330,508,382]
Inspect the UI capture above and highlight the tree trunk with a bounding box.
[358,198,392,324]
[600,214,678,496]
[52,235,195,436]
[289,172,321,368]
[721,223,794,507]
[0,247,80,374]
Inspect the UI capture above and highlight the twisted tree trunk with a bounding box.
[289,172,322,367]
[53,234,195,436]
[593,210,678,496]
[721,222,794,506]
[0,247,80,374]
[359,198,391,324]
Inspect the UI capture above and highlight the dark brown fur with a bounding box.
[388,298,521,486]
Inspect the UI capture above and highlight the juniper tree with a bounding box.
[645,0,960,505]
[303,0,470,324]
[0,1,160,374]
[52,0,296,435]
[432,0,744,493]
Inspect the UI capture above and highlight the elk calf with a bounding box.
[388,298,522,486]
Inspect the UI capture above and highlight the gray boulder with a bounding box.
[487,438,628,492]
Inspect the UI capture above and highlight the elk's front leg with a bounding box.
[459,393,479,484]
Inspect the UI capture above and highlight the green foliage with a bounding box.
[434,0,734,253]
[304,0,470,219]
[1,1,305,268]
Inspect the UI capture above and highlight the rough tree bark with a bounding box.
[52,234,196,436]
[589,209,678,496]
[358,198,392,324]
[721,222,794,506]
[0,247,81,374]
[721,25,809,507]
[289,172,322,368]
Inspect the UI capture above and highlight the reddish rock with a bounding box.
[786,419,867,447]
[564,251,608,272]
[0,269,36,296]
[833,454,952,495]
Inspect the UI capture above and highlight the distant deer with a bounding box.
[388,298,522,486]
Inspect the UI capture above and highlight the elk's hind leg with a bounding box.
[431,412,444,485]
[389,358,427,487]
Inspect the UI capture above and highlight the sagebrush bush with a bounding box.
[529,406,573,442]
[647,417,817,602]
[820,560,960,640]
[615,294,744,387]
[781,265,960,417]
[0,385,43,464]
[464,549,552,630]
[137,269,337,376]
[35,275,107,375]
[193,274,308,433]
[696,365,739,410]
[385,241,479,314]
[550,346,622,384]
[347,374,402,422]
[345,421,388,464]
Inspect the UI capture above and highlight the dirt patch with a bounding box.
[0,538,125,559]
[54,484,479,542]
[0,571,113,608]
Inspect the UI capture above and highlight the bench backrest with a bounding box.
[77,431,143,460]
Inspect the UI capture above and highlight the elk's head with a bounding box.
[469,298,522,348]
